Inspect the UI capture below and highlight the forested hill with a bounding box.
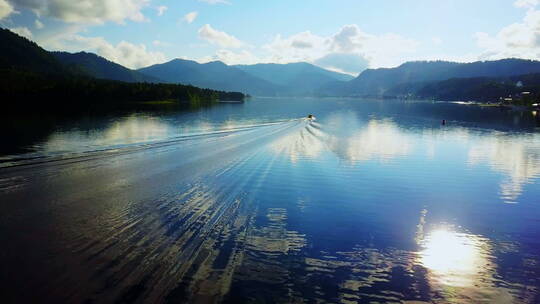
[318,59,540,102]
[0,28,65,75]
[53,51,162,83]
[0,28,245,113]
[3,26,539,105]
[415,73,540,102]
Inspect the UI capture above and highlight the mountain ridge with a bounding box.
[4,27,540,101]
[340,59,540,96]
[53,51,162,83]
[0,27,245,114]
[138,59,283,96]
[234,62,353,96]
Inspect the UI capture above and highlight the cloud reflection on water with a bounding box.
[270,121,326,163]
[44,115,173,153]
[41,112,540,207]
[246,208,306,255]
[324,112,412,163]
[468,133,540,203]
[4,108,540,303]
[271,112,540,204]
[271,113,413,164]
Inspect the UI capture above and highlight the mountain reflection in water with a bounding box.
[0,98,539,303]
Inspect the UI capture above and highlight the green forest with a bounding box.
[0,68,245,113]
[0,28,245,114]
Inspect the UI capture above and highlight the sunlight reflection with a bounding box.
[413,224,522,303]
[419,228,489,287]
[414,209,503,295]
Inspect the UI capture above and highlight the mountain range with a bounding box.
[136,59,354,96]
[0,28,244,114]
[53,51,160,83]
[2,27,540,101]
[328,59,540,97]
[234,62,353,95]
[134,57,540,100]
[138,59,282,96]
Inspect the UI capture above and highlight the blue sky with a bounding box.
[0,0,538,75]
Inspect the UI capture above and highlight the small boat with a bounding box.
[307,114,316,121]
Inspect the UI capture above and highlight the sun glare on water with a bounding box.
[418,228,490,288]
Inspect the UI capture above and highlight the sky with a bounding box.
[0,0,538,75]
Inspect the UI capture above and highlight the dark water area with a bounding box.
[0,98,539,303]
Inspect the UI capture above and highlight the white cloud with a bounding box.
[291,40,312,49]
[152,40,170,47]
[262,24,418,72]
[314,53,369,76]
[432,37,442,45]
[76,37,165,68]
[0,0,13,19]
[198,0,230,4]
[9,0,149,24]
[262,31,328,63]
[192,24,418,72]
[35,19,44,29]
[10,26,33,39]
[203,49,259,65]
[156,5,167,16]
[360,32,418,67]
[184,11,198,24]
[514,0,539,8]
[475,8,540,60]
[42,32,166,69]
[329,24,370,53]
[198,24,244,48]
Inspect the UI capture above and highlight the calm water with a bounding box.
[1,98,539,303]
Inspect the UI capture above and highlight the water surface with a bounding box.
[1,98,539,303]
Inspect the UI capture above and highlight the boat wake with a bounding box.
[0,119,306,169]
[0,116,331,303]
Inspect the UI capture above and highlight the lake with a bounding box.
[1,98,539,303]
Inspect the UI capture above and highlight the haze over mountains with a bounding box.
[55,46,540,101]
[137,59,354,96]
[3,27,540,102]
[135,57,540,100]
[234,63,354,96]
[138,59,282,96]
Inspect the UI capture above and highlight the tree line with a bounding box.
[0,68,245,113]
